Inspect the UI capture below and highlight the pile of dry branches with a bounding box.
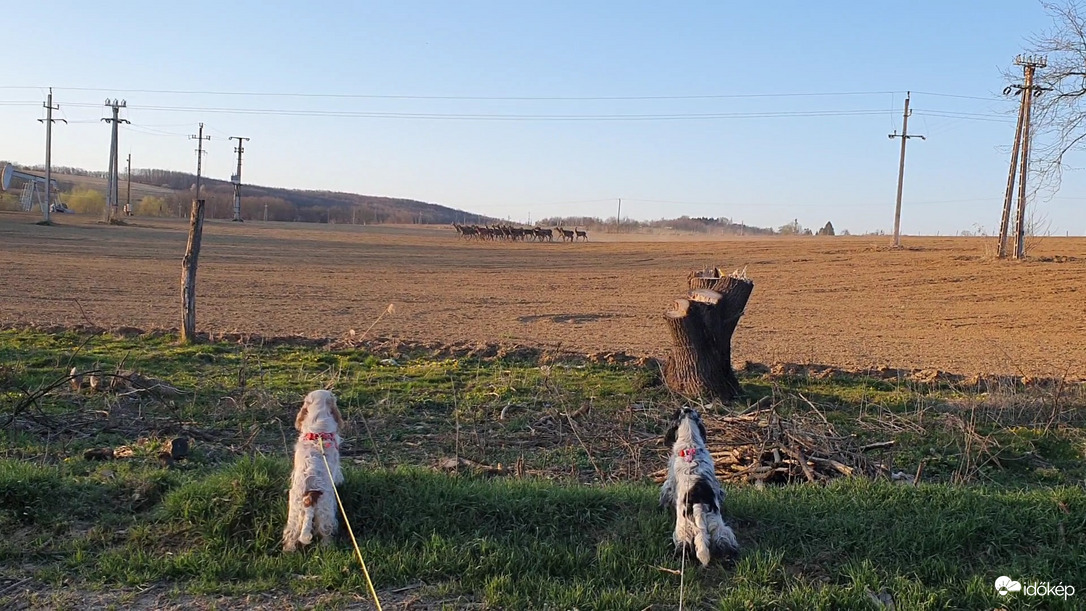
[659,406,892,484]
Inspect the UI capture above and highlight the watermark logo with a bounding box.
[996,576,1075,600]
[995,576,1022,596]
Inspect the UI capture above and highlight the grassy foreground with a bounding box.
[1,328,1084,609]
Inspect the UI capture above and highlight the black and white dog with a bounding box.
[659,406,739,565]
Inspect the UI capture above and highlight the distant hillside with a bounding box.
[6,164,838,235]
[9,164,491,224]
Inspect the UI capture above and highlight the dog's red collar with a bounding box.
[305,432,338,449]
[678,448,697,462]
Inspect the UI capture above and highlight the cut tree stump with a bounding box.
[663,268,753,402]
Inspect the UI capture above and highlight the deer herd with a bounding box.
[452,224,589,242]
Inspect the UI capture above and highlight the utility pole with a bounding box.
[38,88,65,224]
[616,198,622,232]
[999,55,1049,260]
[998,98,1027,258]
[125,154,132,216]
[888,91,925,248]
[229,136,249,222]
[102,99,128,222]
[190,123,211,203]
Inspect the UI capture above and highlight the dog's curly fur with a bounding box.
[282,389,344,552]
[659,407,739,566]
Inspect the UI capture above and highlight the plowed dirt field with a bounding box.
[1,211,1083,377]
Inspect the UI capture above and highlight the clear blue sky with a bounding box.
[3,1,1082,235]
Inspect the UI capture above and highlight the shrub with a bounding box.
[65,187,106,215]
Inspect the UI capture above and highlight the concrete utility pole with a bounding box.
[125,154,132,216]
[181,122,211,344]
[190,123,210,202]
[102,99,128,222]
[616,198,622,231]
[998,55,1049,260]
[38,88,65,224]
[888,91,925,248]
[229,136,249,222]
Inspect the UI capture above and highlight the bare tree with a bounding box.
[1013,1,1086,189]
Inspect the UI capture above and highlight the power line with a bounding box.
[43,86,904,101]
[912,110,1015,123]
[56,103,897,121]
[911,90,1007,101]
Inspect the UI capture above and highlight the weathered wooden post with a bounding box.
[180,199,205,343]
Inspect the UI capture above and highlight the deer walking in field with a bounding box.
[556,227,575,242]
[575,228,588,241]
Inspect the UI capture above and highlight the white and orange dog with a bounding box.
[659,406,739,565]
[283,389,344,552]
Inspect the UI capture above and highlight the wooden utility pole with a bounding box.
[180,123,211,344]
[37,88,65,224]
[997,101,1027,258]
[101,99,128,222]
[888,92,925,248]
[999,55,1049,260]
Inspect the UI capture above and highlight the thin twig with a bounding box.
[358,403,385,469]
[71,298,96,328]
[797,392,830,426]
[0,577,32,598]
[355,303,395,342]
[564,410,604,480]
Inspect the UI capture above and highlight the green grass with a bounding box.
[1,328,1085,609]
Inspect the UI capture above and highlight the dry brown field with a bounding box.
[1,210,1083,377]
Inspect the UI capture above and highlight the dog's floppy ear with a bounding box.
[294,405,308,431]
[663,408,683,445]
[697,420,707,443]
[296,393,314,431]
[663,421,679,446]
[329,394,344,430]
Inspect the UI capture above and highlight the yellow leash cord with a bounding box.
[318,439,383,611]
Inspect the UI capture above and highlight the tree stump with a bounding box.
[663,268,753,402]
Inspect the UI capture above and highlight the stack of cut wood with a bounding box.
[659,408,890,484]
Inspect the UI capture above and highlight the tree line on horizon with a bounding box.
[2,163,844,234]
[538,215,842,236]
